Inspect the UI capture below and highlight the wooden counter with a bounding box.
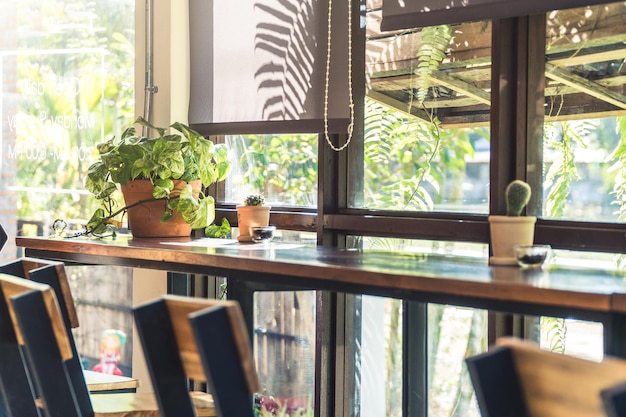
[16,235,626,356]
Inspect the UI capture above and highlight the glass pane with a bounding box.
[538,248,613,360]
[224,134,318,207]
[428,304,485,417]
[356,299,485,417]
[69,265,134,375]
[362,4,491,213]
[254,291,316,416]
[1,0,135,253]
[540,317,604,361]
[543,2,626,223]
[1,0,135,377]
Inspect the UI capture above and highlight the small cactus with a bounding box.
[244,194,265,206]
[505,180,531,216]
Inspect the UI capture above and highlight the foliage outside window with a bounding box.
[541,4,626,225]
[224,134,318,207]
[4,0,135,228]
[1,0,135,380]
[362,15,492,215]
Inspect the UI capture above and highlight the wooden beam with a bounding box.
[547,33,626,64]
[366,90,431,121]
[426,71,491,105]
[545,63,626,110]
[550,49,626,67]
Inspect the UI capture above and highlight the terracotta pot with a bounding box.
[121,179,201,238]
[236,205,271,242]
[488,215,537,265]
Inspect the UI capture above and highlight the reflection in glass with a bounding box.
[0,0,135,382]
[543,2,626,223]
[362,6,491,214]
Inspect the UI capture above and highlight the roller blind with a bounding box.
[189,0,351,135]
[381,0,618,31]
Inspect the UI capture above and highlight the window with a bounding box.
[335,2,626,417]
[224,134,318,207]
[542,3,626,224]
[254,291,316,414]
[362,15,492,214]
[1,0,135,373]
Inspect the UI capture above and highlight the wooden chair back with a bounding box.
[466,337,626,417]
[134,295,258,417]
[0,258,79,328]
[0,259,91,416]
[2,272,216,417]
[602,381,626,417]
[0,259,78,417]
[0,270,47,417]
[0,273,82,417]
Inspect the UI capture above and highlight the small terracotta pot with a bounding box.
[236,205,271,242]
[121,179,201,238]
[488,215,537,265]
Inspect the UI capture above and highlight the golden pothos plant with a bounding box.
[83,117,231,237]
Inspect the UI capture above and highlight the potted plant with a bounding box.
[84,117,231,238]
[488,179,537,265]
[236,194,271,242]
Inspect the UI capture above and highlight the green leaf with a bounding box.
[160,210,174,222]
[134,116,166,137]
[86,208,112,235]
[153,178,174,199]
[192,197,215,229]
[205,218,231,238]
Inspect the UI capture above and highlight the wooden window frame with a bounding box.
[210,10,626,256]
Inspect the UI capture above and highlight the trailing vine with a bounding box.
[543,120,596,217]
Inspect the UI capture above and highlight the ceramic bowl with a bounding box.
[250,226,276,243]
[513,244,551,268]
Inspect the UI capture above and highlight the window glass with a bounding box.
[356,298,486,417]
[253,291,316,416]
[361,3,491,213]
[224,134,318,207]
[1,0,135,243]
[542,2,626,223]
[1,0,135,373]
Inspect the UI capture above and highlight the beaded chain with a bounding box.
[323,0,354,152]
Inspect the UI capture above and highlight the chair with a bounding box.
[601,381,626,417]
[0,259,89,416]
[0,273,215,417]
[466,337,626,417]
[0,224,7,254]
[0,258,79,329]
[134,295,259,417]
[0,272,41,417]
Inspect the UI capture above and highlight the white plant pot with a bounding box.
[236,205,271,242]
[488,215,537,266]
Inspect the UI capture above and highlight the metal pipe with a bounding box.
[143,0,157,134]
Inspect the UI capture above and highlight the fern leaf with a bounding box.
[254,0,316,120]
[415,25,452,105]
